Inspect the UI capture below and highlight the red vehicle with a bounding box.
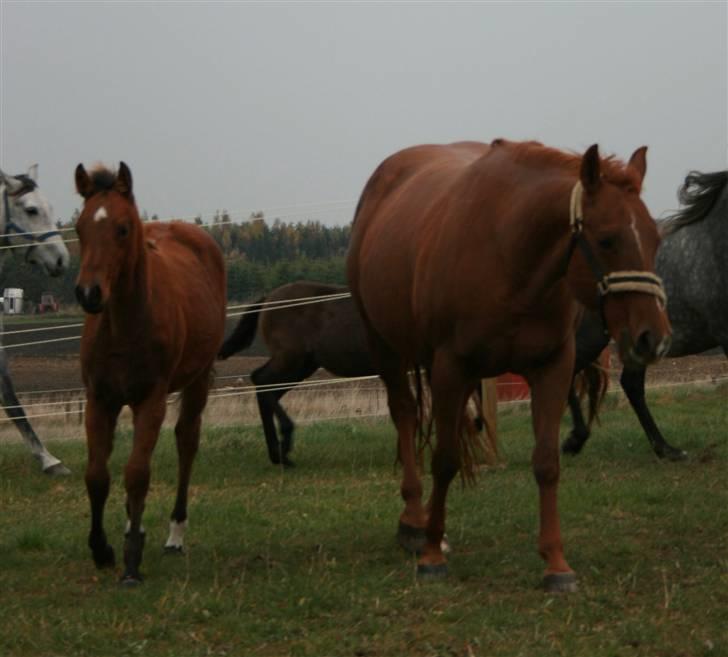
[37,292,59,313]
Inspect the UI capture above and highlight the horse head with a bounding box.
[0,165,69,276]
[74,162,144,314]
[567,145,672,368]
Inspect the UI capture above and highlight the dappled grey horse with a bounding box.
[0,165,71,474]
[563,170,728,460]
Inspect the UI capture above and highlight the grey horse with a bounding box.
[0,165,71,474]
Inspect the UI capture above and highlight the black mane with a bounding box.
[662,170,728,236]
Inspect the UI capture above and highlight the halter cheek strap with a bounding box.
[567,180,667,323]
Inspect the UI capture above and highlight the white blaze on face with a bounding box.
[629,211,643,258]
[94,206,108,222]
[165,520,187,550]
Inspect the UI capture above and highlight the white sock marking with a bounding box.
[165,520,187,549]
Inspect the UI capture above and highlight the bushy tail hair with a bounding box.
[412,367,480,485]
[574,359,609,429]
[218,297,264,359]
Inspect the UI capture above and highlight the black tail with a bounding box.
[218,296,264,359]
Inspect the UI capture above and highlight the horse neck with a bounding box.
[496,175,577,299]
[105,231,153,337]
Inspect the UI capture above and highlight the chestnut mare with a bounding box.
[347,139,671,592]
[74,163,226,585]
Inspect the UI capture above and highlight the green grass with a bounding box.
[0,385,726,657]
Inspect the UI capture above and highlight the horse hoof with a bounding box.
[397,522,426,554]
[561,436,584,456]
[543,572,578,593]
[92,544,116,569]
[119,574,143,587]
[163,545,184,555]
[44,463,71,476]
[417,562,448,580]
[659,447,688,462]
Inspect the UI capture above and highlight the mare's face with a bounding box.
[568,148,671,368]
[75,191,137,315]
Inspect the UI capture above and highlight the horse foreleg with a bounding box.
[561,382,590,456]
[528,347,578,593]
[123,391,167,585]
[620,367,687,461]
[0,350,70,475]
[165,372,209,554]
[85,397,120,569]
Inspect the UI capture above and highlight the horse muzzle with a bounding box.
[619,328,672,369]
[75,284,104,314]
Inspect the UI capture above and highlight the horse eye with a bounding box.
[117,225,129,238]
[25,207,39,216]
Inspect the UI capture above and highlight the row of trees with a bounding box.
[0,216,351,309]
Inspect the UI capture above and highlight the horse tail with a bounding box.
[575,359,609,429]
[413,365,433,468]
[412,367,480,484]
[217,296,264,359]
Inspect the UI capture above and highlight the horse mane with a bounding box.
[661,170,728,236]
[493,139,642,191]
[10,174,38,194]
[84,165,135,201]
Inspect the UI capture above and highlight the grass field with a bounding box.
[0,384,726,657]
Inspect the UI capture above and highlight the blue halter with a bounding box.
[1,181,63,249]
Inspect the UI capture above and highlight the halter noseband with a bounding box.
[567,180,667,327]
[1,181,63,249]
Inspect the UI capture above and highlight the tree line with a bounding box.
[0,215,351,310]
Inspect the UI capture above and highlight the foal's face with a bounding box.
[568,147,672,368]
[74,163,139,314]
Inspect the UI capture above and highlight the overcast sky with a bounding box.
[1,1,726,227]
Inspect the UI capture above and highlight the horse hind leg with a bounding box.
[417,354,470,578]
[0,352,70,475]
[164,370,211,554]
[252,357,316,467]
[379,361,426,554]
[274,356,318,466]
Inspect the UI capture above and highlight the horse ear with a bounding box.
[1,168,23,194]
[627,146,647,186]
[580,144,601,194]
[115,162,133,198]
[27,164,39,182]
[75,164,93,199]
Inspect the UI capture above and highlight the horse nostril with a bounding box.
[635,330,657,357]
[56,255,65,269]
[75,284,102,310]
[89,285,101,307]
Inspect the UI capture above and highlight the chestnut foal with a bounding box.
[74,162,226,584]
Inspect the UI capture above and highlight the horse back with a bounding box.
[259,281,375,376]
